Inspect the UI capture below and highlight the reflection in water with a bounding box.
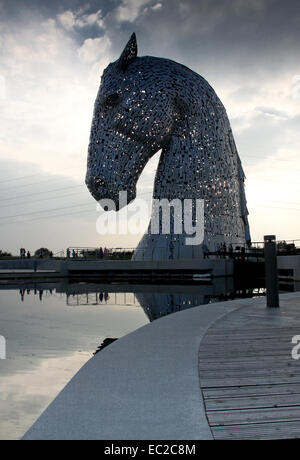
[12,280,264,362]
[66,292,137,307]
[11,277,267,324]
[0,275,276,441]
[0,351,92,441]
[19,288,53,302]
[0,275,296,440]
[0,284,148,440]
[138,293,209,321]
[13,278,264,321]
[136,278,257,321]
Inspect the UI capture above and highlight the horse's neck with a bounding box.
[153,134,198,201]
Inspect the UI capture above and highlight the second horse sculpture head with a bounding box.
[86,33,250,260]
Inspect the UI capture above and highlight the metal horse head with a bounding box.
[86,34,250,260]
[86,33,174,209]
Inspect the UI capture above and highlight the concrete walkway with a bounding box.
[23,292,300,440]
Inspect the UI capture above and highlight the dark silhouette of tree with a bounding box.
[0,249,12,258]
[34,248,51,258]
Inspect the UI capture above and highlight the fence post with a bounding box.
[264,235,279,308]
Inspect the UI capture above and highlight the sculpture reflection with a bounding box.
[135,278,248,321]
[137,292,210,322]
[5,278,262,323]
[6,279,266,312]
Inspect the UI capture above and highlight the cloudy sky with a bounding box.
[0,0,299,254]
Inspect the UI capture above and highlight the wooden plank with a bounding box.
[200,362,297,371]
[202,328,300,333]
[207,406,300,426]
[201,376,300,387]
[212,421,300,440]
[203,383,300,399]
[198,297,300,439]
[202,335,298,343]
[198,366,300,380]
[205,393,300,411]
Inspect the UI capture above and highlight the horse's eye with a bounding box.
[105,93,120,108]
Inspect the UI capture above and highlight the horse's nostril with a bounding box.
[86,175,107,199]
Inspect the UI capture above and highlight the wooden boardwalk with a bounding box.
[199,296,300,439]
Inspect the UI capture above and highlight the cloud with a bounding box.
[77,35,111,64]
[57,8,104,31]
[0,74,6,100]
[151,3,163,10]
[255,106,289,120]
[76,10,104,28]
[292,75,300,101]
[115,0,152,23]
[57,10,76,31]
[0,15,101,179]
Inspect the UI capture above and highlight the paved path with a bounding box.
[23,292,300,440]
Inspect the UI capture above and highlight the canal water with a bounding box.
[0,277,289,440]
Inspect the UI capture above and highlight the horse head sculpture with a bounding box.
[86,33,250,260]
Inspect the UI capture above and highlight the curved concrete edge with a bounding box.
[22,292,298,440]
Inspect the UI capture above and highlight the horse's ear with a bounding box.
[117,33,137,71]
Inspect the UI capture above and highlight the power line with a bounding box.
[1,200,299,228]
[0,184,298,221]
[0,190,86,209]
[0,162,299,207]
[0,192,151,221]
[0,173,42,184]
[0,202,93,220]
[0,185,150,207]
[2,182,298,210]
[0,175,83,193]
[0,165,84,185]
[0,184,85,203]
[0,207,96,227]
[0,154,298,189]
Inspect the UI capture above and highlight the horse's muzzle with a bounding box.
[85,173,136,210]
[85,174,107,201]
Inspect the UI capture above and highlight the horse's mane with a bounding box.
[127,55,224,116]
[134,55,208,84]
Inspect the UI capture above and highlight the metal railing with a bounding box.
[66,247,134,260]
[2,239,299,262]
[65,240,300,261]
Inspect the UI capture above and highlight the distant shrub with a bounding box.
[0,250,12,258]
[34,248,52,258]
